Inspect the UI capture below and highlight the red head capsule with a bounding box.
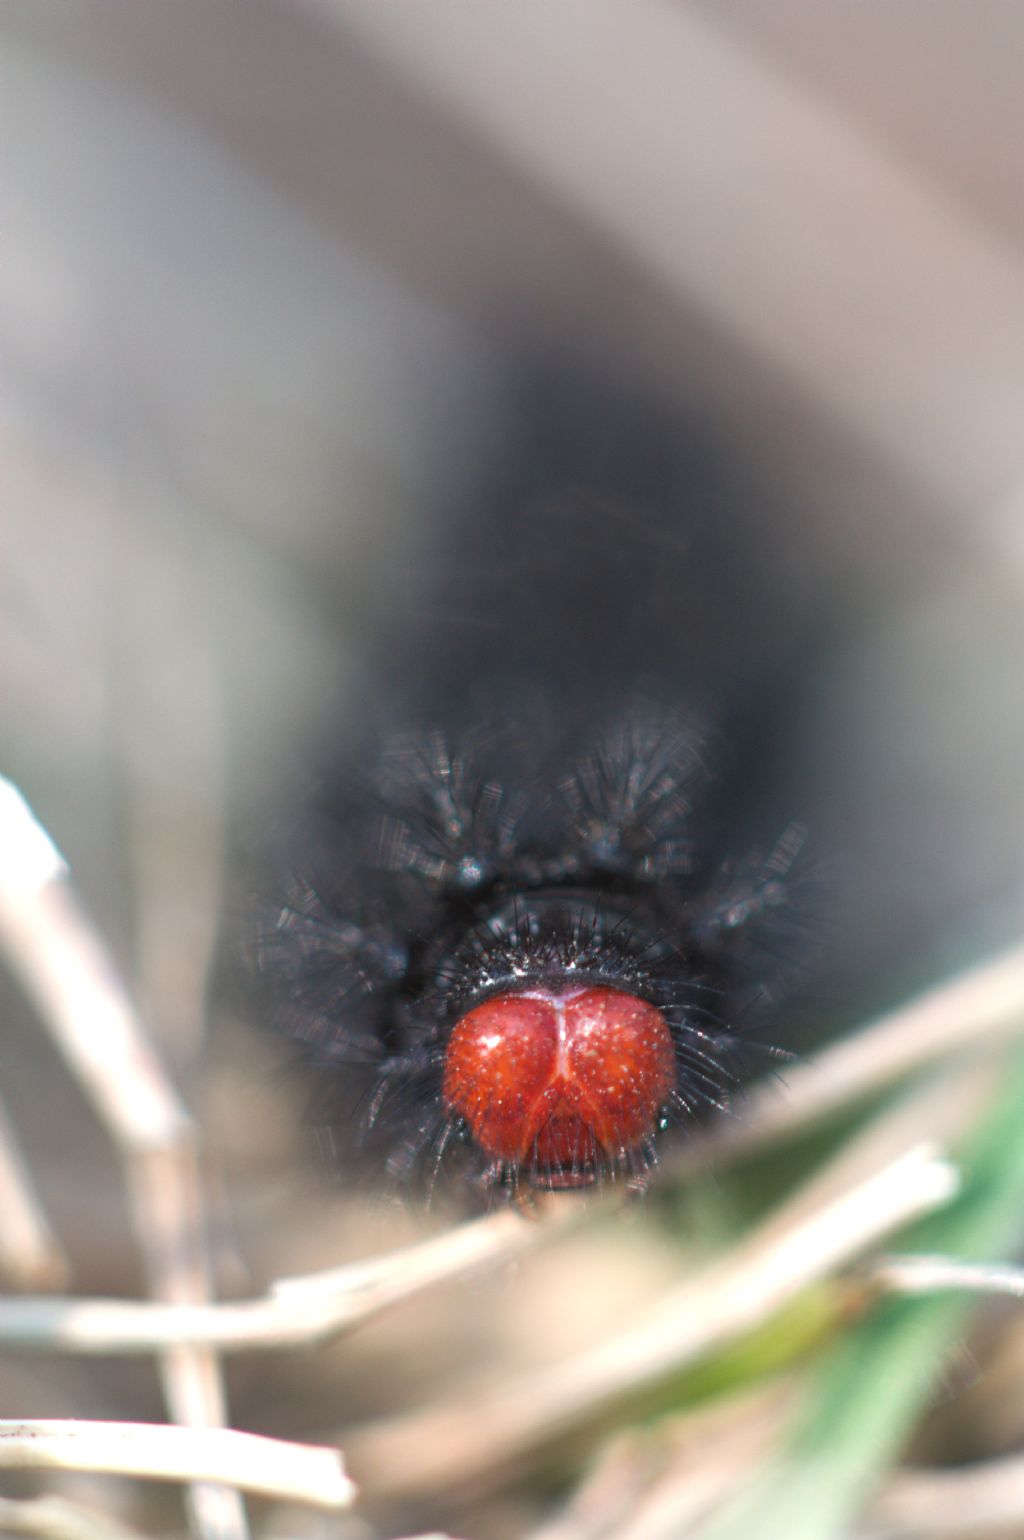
[442,985,675,1182]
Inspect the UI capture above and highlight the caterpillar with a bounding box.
[256,363,819,1202]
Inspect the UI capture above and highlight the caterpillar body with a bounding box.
[258,366,817,1201]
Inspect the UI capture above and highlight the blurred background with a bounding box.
[4,4,1024,1538]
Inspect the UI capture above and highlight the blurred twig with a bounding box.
[0,778,244,1540]
[526,1064,1017,1540]
[345,1142,958,1500]
[0,1088,68,1290]
[0,1493,152,1540]
[0,1422,353,1510]
[526,1384,797,1540]
[675,938,1024,1172]
[0,778,191,1152]
[692,1046,1024,1540]
[869,1254,1024,1302]
[0,1207,560,1353]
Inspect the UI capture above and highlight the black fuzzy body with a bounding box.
[258,365,820,1198]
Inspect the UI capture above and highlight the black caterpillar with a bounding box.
[257,364,819,1200]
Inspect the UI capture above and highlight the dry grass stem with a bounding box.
[0,778,191,1154]
[869,1254,1024,1302]
[526,1384,795,1540]
[0,1209,560,1354]
[600,1410,788,1540]
[743,1059,998,1245]
[0,1492,153,1540]
[0,1422,353,1510]
[270,1203,553,1301]
[345,1142,958,1500]
[0,1090,68,1290]
[675,939,1024,1172]
[0,779,243,1540]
